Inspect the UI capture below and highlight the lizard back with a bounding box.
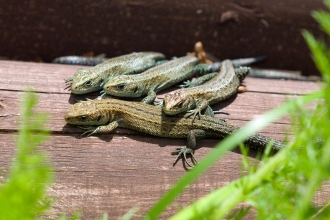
[102,56,199,97]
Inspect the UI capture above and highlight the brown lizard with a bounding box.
[64,99,285,166]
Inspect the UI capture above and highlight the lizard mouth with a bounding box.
[162,104,186,115]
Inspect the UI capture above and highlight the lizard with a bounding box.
[101,56,220,104]
[64,99,286,167]
[65,52,166,94]
[162,60,249,121]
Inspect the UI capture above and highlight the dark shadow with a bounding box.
[61,123,115,142]
[212,93,238,111]
[67,92,100,104]
[67,92,145,104]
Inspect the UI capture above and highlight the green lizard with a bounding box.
[64,99,285,166]
[66,52,166,94]
[162,60,249,121]
[101,56,215,104]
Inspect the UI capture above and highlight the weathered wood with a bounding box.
[0,61,328,219]
[0,1,326,75]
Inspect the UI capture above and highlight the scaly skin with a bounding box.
[66,52,166,94]
[102,56,209,104]
[64,99,285,166]
[163,60,249,120]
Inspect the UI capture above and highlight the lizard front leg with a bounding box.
[185,100,229,122]
[180,72,218,88]
[142,90,157,104]
[79,121,119,137]
[172,129,206,167]
[184,99,210,122]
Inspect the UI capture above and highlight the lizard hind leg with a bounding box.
[142,91,157,104]
[172,129,206,167]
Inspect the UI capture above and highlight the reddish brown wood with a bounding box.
[0,61,328,219]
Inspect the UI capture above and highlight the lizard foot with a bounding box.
[154,100,163,107]
[99,90,110,99]
[179,80,193,88]
[172,147,198,167]
[64,84,71,91]
[78,126,98,137]
[185,110,201,123]
[65,78,73,85]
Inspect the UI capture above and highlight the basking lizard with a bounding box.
[66,52,166,94]
[163,60,249,121]
[64,99,285,166]
[102,56,215,104]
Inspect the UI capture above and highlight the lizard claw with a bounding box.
[65,78,73,85]
[154,100,163,107]
[179,80,192,88]
[78,126,97,137]
[172,147,198,167]
[185,109,201,122]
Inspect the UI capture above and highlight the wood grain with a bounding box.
[0,61,328,219]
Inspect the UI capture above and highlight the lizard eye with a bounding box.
[177,101,184,108]
[117,83,126,90]
[78,115,87,121]
[85,80,93,87]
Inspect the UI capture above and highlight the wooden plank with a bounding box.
[0,61,328,219]
[0,61,320,94]
[1,89,291,135]
[0,133,249,219]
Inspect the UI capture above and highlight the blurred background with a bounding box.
[0,0,326,75]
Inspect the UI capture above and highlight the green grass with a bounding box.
[0,91,53,220]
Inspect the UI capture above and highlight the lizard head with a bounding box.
[70,68,105,94]
[102,75,143,98]
[64,101,109,126]
[162,91,195,115]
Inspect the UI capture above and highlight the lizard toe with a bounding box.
[171,147,197,167]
